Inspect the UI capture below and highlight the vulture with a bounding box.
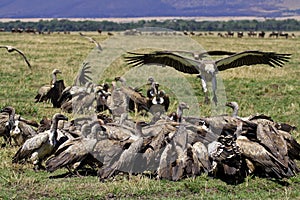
[46,122,102,175]
[106,81,128,117]
[97,121,148,180]
[35,69,65,108]
[79,32,102,51]
[10,115,38,146]
[0,45,32,68]
[125,50,291,104]
[59,62,92,105]
[226,101,240,118]
[0,106,16,146]
[151,90,170,113]
[115,76,149,115]
[12,113,68,171]
[146,79,170,114]
[0,106,38,146]
[236,134,289,179]
[168,102,189,123]
[37,116,52,133]
[146,77,158,99]
[60,81,108,114]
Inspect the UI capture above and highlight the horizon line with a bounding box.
[1,15,300,23]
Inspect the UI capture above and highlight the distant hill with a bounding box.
[0,0,299,18]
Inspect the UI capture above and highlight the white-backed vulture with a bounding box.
[12,113,68,171]
[226,101,239,118]
[0,106,15,146]
[96,121,148,180]
[0,45,31,68]
[35,69,65,107]
[236,135,288,179]
[115,76,149,115]
[10,116,37,146]
[79,32,102,51]
[168,102,189,123]
[125,50,290,104]
[46,122,102,174]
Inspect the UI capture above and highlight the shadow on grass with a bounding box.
[49,168,98,179]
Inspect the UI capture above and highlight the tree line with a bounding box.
[0,18,299,32]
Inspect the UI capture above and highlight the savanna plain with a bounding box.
[0,30,299,199]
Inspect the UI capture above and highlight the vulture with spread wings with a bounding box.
[124,50,291,104]
[0,45,32,68]
[79,32,102,51]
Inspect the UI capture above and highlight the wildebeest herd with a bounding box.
[0,35,299,185]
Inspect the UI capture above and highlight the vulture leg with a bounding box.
[33,161,46,172]
[211,74,218,105]
[134,102,139,117]
[199,75,209,104]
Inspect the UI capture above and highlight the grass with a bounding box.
[0,31,299,199]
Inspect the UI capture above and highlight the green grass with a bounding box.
[0,31,299,199]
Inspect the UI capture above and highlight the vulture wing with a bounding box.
[46,80,66,108]
[215,50,291,71]
[0,45,31,68]
[74,62,92,86]
[12,132,49,163]
[168,50,236,57]
[205,50,236,56]
[125,51,200,74]
[11,47,32,68]
[79,32,102,50]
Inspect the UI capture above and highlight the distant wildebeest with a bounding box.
[11,28,24,33]
[217,32,224,37]
[258,31,265,38]
[237,32,243,38]
[248,31,257,37]
[269,31,279,38]
[279,32,288,39]
[226,31,234,37]
[25,28,36,34]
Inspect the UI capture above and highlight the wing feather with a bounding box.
[0,45,31,68]
[216,51,291,71]
[124,51,200,74]
[12,47,32,68]
[74,62,92,86]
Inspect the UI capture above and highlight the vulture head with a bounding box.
[0,106,15,115]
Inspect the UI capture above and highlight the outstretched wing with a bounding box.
[124,51,200,74]
[11,47,32,68]
[215,50,291,71]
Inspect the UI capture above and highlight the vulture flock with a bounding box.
[0,39,299,185]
